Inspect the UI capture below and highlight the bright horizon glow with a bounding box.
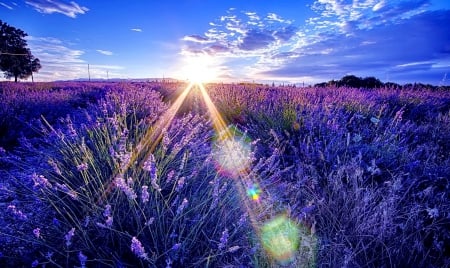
[176,55,221,83]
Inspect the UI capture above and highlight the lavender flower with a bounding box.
[141,185,149,203]
[172,243,181,251]
[76,162,88,172]
[78,251,87,268]
[114,176,137,200]
[65,227,75,247]
[33,228,41,239]
[7,205,27,220]
[31,173,52,189]
[49,161,62,175]
[145,217,155,226]
[144,154,161,192]
[105,216,113,227]
[166,170,175,184]
[31,260,39,267]
[54,183,78,200]
[218,228,229,250]
[131,236,148,260]
[176,176,185,192]
[103,204,112,218]
[176,198,188,215]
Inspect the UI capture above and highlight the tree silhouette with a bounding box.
[0,20,41,82]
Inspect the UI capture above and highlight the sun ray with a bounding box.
[196,81,306,265]
[96,82,194,205]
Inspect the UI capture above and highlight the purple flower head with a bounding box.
[176,176,185,192]
[144,154,161,191]
[7,205,27,220]
[31,173,52,189]
[172,243,181,251]
[141,185,149,203]
[218,228,229,250]
[105,216,113,227]
[65,227,75,247]
[176,198,188,215]
[77,162,88,172]
[114,176,137,200]
[103,204,112,218]
[166,170,175,183]
[33,228,41,239]
[131,236,148,260]
[31,260,39,267]
[78,251,87,267]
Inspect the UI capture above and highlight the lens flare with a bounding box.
[212,126,252,178]
[261,215,299,264]
[246,183,261,201]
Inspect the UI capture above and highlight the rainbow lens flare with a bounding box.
[246,183,261,201]
[261,215,299,264]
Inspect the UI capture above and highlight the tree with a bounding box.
[0,20,41,82]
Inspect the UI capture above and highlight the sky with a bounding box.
[1,0,450,85]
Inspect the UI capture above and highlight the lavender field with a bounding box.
[0,81,449,267]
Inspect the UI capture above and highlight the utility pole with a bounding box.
[88,64,91,82]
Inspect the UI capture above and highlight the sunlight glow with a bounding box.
[213,138,252,178]
[179,55,220,83]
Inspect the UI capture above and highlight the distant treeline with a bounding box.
[315,75,450,90]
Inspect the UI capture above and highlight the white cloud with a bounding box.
[131,28,142,32]
[96,49,113,56]
[0,1,13,9]
[23,36,123,81]
[25,0,88,18]
[181,2,449,85]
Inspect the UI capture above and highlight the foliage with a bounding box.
[0,20,41,82]
[0,81,449,267]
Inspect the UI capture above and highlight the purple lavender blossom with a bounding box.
[143,154,161,192]
[105,216,113,227]
[176,198,188,215]
[33,228,41,239]
[114,176,137,200]
[31,173,52,189]
[65,227,75,247]
[176,176,185,192]
[131,236,148,260]
[141,185,149,203]
[76,162,88,172]
[48,159,62,175]
[31,260,39,267]
[103,204,112,218]
[7,205,27,220]
[78,251,87,267]
[166,170,175,184]
[218,228,229,250]
[54,183,78,200]
[172,243,181,251]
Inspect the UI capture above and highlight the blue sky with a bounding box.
[1,0,449,85]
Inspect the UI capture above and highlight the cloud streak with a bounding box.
[0,1,13,9]
[96,49,113,56]
[25,0,88,18]
[131,28,142,32]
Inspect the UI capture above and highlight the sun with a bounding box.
[179,55,219,84]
